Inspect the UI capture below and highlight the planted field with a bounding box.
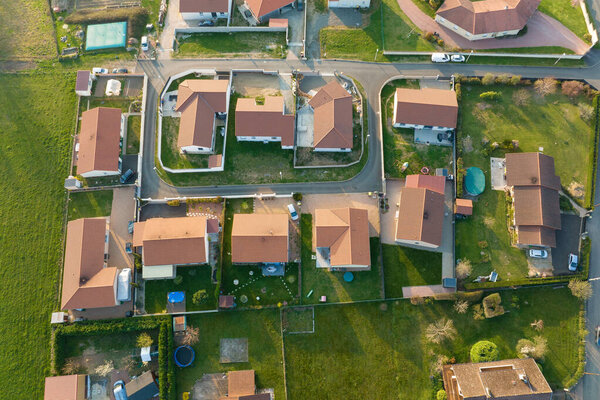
[382,244,442,297]
[67,190,114,221]
[0,73,77,398]
[175,32,287,58]
[0,0,56,60]
[284,287,583,399]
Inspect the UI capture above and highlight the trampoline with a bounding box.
[174,345,195,367]
[465,167,485,196]
[168,291,185,304]
[86,21,127,51]
[343,272,354,282]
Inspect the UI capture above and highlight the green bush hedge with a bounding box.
[585,95,599,209]
[167,318,177,400]
[158,322,168,399]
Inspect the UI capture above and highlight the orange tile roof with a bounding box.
[309,81,353,149]
[45,374,87,400]
[135,216,208,266]
[235,96,295,147]
[245,0,294,19]
[180,0,229,13]
[406,174,446,195]
[61,218,118,310]
[454,198,473,215]
[175,79,229,149]
[517,226,557,248]
[228,370,255,397]
[394,88,458,128]
[208,154,223,168]
[269,18,288,27]
[396,187,445,247]
[232,214,289,263]
[315,208,370,267]
[505,152,561,190]
[78,107,122,175]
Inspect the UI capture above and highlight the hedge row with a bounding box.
[585,95,599,209]
[563,308,587,388]
[167,318,177,400]
[158,322,168,399]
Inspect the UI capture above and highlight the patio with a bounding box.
[414,128,453,147]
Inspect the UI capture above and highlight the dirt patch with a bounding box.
[567,181,585,200]
[220,338,248,363]
[462,135,473,153]
[192,373,228,400]
[483,216,495,228]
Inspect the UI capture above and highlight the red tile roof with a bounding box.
[315,208,370,267]
[395,187,445,247]
[454,198,473,215]
[394,88,458,128]
[45,374,87,400]
[78,107,122,175]
[235,96,295,147]
[232,214,289,263]
[309,81,353,149]
[180,0,229,13]
[245,0,294,19]
[406,174,446,195]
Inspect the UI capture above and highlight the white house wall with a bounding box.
[329,0,370,8]
[395,238,439,249]
[181,11,228,20]
[435,15,519,41]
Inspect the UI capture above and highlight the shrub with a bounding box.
[133,253,142,272]
[481,73,495,85]
[568,279,592,300]
[516,336,548,360]
[424,31,434,41]
[437,39,444,47]
[513,89,531,106]
[509,75,521,85]
[562,80,585,98]
[470,341,499,362]
[65,7,149,39]
[436,389,448,400]
[456,259,472,279]
[534,77,558,96]
[410,296,425,305]
[158,323,168,399]
[167,199,180,206]
[455,83,461,101]
[167,320,177,400]
[192,289,209,305]
[478,240,488,249]
[495,74,510,85]
[482,293,505,318]
[454,300,469,314]
[472,304,485,320]
[293,192,303,202]
[579,103,594,122]
[174,275,183,285]
[136,332,154,348]
[425,319,457,344]
[480,91,501,101]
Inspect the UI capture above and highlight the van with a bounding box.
[287,204,299,221]
[141,36,149,51]
[431,53,450,63]
[120,169,135,184]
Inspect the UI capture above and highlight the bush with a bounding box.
[167,320,177,400]
[167,199,180,206]
[534,77,558,96]
[482,293,505,318]
[495,74,510,85]
[456,259,472,280]
[455,83,461,101]
[293,193,303,202]
[424,31,434,41]
[437,39,444,47]
[174,275,183,285]
[481,73,495,85]
[470,341,499,362]
[562,80,585,98]
[456,157,464,198]
[192,289,209,305]
[579,102,594,122]
[516,336,548,360]
[509,75,521,85]
[480,91,501,101]
[472,304,485,320]
[136,332,154,348]
[436,389,447,400]
[158,323,168,399]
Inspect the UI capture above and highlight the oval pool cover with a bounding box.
[174,345,195,367]
[465,167,485,196]
[343,272,354,282]
[168,291,185,304]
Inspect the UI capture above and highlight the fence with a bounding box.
[175,25,289,44]
[580,0,599,46]
[382,50,583,60]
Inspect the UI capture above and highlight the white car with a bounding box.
[141,36,149,51]
[451,54,465,62]
[113,380,127,400]
[568,253,579,272]
[529,249,548,259]
[287,204,299,221]
[92,67,108,74]
[431,53,450,63]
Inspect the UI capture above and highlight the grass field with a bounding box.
[175,32,287,58]
[0,72,77,398]
[300,214,383,303]
[381,79,452,178]
[284,287,582,399]
[67,190,114,221]
[382,245,442,297]
[126,115,141,154]
[539,0,591,43]
[455,83,594,281]
[178,310,285,397]
[0,0,56,60]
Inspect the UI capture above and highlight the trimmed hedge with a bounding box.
[585,95,599,209]
[167,318,177,400]
[563,308,586,388]
[158,322,168,399]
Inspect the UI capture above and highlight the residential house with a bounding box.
[395,175,446,249]
[309,80,353,152]
[442,358,552,400]
[314,208,370,270]
[133,216,214,279]
[436,0,541,41]
[393,88,458,131]
[505,152,561,248]
[61,218,119,310]
[125,371,159,400]
[77,107,123,178]
[45,374,89,400]
[174,79,230,154]
[235,96,295,149]
[231,214,289,263]
[75,70,94,96]
[244,0,295,24]
[180,0,232,21]
[454,198,473,216]
[328,0,370,8]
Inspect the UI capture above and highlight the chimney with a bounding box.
[423,212,429,220]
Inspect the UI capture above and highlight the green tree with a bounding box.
[192,289,209,305]
[470,340,499,362]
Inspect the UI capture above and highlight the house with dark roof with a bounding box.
[45,374,89,400]
[61,218,119,310]
[442,358,552,400]
[505,152,561,248]
[75,70,94,96]
[231,214,289,264]
[243,0,295,24]
[435,0,541,41]
[393,88,458,131]
[124,371,159,400]
[309,80,354,152]
[235,96,295,149]
[77,107,123,178]
[395,175,446,249]
[133,216,214,279]
[180,0,232,22]
[315,208,371,270]
[174,79,230,154]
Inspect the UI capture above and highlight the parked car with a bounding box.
[126,242,133,254]
[141,35,149,51]
[529,249,548,259]
[451,54,465,62]
[116,68,128,74]
[198,19,215,27]
[568,253,579,272]
[113,380,127,400]
[128,220,134,234]
[287,204,299,221]
[431,53,450,63]
[120,169,135,184]
[92,67,108,74]
[297,0,304,11]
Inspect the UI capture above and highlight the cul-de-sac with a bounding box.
[3,0,600,399]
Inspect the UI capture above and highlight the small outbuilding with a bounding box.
[454,198,473,216]
[124,371,159,400]
[75,70,94,96]
[105,79,122,96]
[219,295,235,309]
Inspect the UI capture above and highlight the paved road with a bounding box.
[137,58,600,199]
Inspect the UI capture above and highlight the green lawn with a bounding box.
[409,0,438,18]
[382,245,442,297]
[83,97,135,114]
[178,310,285,397]
[300,214,383,304]
[381,79,452,178]
[285,287,583,399]
[126,115,141,154]
[455,83,594,281]
[320,0,436,61]
[67,190,114,221]
[175,32,287,58]
[539,0,591,43]
[60,329,160,360]
[476,46,575,55]
[0,73,77,398]
[144,265,218,313]
[160,117,222,169]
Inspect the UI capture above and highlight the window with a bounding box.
[212,12,217,17]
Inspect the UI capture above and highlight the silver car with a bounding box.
[529,249,548,259]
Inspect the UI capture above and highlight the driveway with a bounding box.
[396,0,590,54]
[158,0,188,55]
[552,213,583,275]
[140,202,187,221]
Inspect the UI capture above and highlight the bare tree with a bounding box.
[530,319,544,332]
[410,296,425,305]
[579,103,594,122]
[456,259,472,280]
[568,279,593,300]
[181,325,200,346]
[534,77,558,97]
[517,336,548,360]
[512,89,531,106]
[454,300,469,314]
[561,80,585,98]
[482,73,495,85]
[62,359,82,375]
[425,319,457,344]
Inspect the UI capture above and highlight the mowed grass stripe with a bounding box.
[0,73,76,398]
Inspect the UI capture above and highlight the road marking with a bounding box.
[590,277,600,281]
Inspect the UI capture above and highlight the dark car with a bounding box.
[297,0,304,11]
[198,19,215,26]
[120,169,135,184]
[128,220,134,234]
[117,68,128,73]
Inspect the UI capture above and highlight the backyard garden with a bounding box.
[175,32,287,58]
[382,245,442,298]
[67,190,114,221]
